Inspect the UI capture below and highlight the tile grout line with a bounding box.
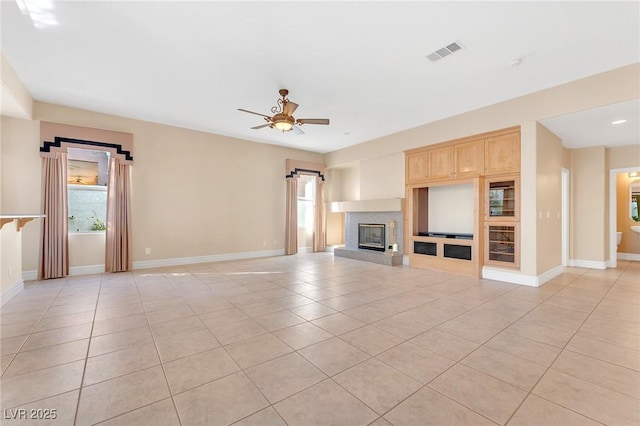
[134,272,185,426]
[1,278,69,379]
[72,274,105,426]
[502,265,624,426]
[367,268,580,424]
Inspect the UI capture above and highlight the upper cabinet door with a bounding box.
[427,146,454,180]
[485,132,520,175]
[454,140,484,178]
[407,152,427,184]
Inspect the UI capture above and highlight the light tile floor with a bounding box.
[1,253,639,425]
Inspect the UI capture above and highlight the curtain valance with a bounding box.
[39,121,134,164]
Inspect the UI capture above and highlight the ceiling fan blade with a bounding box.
[251,123,273,130]
[283,101,298,115]
[297,118,330,125]
[238,108,271,119]
[292,125,305,135]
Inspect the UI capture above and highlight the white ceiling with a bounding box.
[1,1,639,153]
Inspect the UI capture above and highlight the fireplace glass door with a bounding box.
[358,224,385,251]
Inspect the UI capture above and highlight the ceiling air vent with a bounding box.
[426,41,463,62]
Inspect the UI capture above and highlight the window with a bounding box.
[297,175,316,249]
[297,176,315,229]
[67,148,109,232]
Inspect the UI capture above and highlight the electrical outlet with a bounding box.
[144,248,151,255]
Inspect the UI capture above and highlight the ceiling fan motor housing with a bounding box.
[272,113,295,131]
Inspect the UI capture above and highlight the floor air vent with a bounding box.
[426,42,463,62]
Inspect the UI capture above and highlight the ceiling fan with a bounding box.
[238,89,330,134]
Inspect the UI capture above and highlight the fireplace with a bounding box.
[358,223,385,251]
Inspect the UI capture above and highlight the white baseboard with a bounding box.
[617,253,640,261]
[482,265,563,287]
[132,249,286,270]
[568,259,608,269]
[70,264,105,276]
[23,265,105,280]
[1,280,25,306]
[22,270,38,281]
[537,265,565,285]
[23,249,288,279]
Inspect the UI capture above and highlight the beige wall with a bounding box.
[0,222,22,297]
[616,172,640,254]
[326,165,360,202]
[359,153,405,200]
[1,117,41,279]
[607,145,640,169]
[69,233,106,268]
[572,146,607,263]
[1,54,33,119]
[536,123,563,273]
[1,102,323,276]
[325,64,639,168]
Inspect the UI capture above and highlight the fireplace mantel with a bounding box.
[329,198,403,213]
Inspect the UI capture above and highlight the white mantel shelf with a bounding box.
[0,214,45,231]
[330,198,404,213]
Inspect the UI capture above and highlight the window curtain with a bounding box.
[39,152,69,279]
[105,156,132,272]
[285,176,298,255]
[313,178,326,252]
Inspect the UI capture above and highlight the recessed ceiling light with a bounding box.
[611,119,627,125]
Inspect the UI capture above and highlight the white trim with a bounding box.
[70,264,105,276]
[23,250,287,279]
[617,253,640,261]
[331,198,403,213]
[132,249,286,270]
[568,259,607,270]
[22,270,38,281]
[537,265,565,285]
[482,264,564,287]
[483,267,538,286]
[1,280,25,306]
[297,246,313,254]
[561,168,569,267]
[609,166,640,268]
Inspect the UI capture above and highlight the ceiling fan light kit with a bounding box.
[238,89,330,134]
[272,113,295,132]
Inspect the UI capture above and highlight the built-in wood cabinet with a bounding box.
[455,140,484,178]
[405,126,521,275]
[485,132,520,175]
[485,175,520,221]
[405,128,516,184]
[484,174,520,267]
[424,140,484,181]
[427,146,454,180]
[485,223,520,268]
[405,179,482,278]
[407,152,427,183]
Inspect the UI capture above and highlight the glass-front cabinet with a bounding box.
[486,175,519,220]
[484,174,520,268]
[485,223,520,267]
